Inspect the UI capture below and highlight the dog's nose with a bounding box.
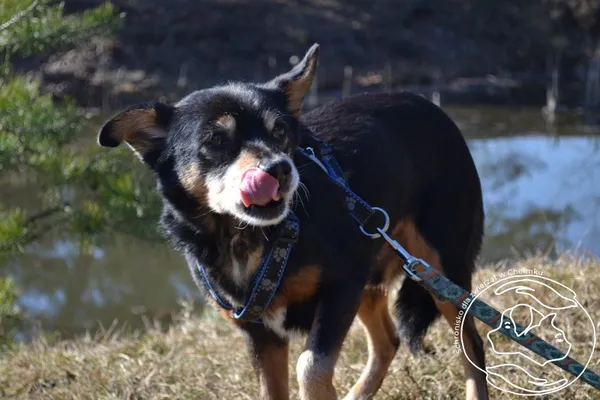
[258,159,292,188]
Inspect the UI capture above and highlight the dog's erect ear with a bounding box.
[265,43,319,117]
[97,101,174,162]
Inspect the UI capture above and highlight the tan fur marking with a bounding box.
[229,237,264,287]
[296,350,337,400]
[390,219,442,267]
[434,301,489,400]
[286,57,318,117]
[247,245,264,279]
[236,150,260,172]
[263,110,279,131]
[256,343,290,400]
[112,108,164,152]
[178,163,206,200]
[176,163,217,231]
[215,114,236,131]
[345,291,398,400]
[366,222,409,291]
[205,296,236,323]
[265,266,321,316]
[391,218,489,400]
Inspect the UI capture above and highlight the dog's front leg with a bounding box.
[241,323,289,400]
[297,282,365,400]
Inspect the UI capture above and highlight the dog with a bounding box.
[97,44,490,400]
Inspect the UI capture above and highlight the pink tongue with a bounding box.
[240,168,280,207]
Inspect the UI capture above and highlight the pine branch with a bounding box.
[23,206,67,227]
[0,0,39,32]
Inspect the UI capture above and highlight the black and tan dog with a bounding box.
[97,44,489,400]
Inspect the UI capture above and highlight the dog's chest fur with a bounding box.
[262,306,289,338]
[227,231,306,339]
[210,224,320,338]
[226,229,265,287]
[210,225,267,299]
[163,205,316,338]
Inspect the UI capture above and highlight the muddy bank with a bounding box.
[25,0,600,110]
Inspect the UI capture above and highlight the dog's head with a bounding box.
[98,44,319,227]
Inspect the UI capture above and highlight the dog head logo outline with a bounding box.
[460,274,596,396]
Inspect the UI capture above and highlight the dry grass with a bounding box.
[1,255,599,399]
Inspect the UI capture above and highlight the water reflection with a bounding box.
[470,135,599,260]
[1,105,600,337]
[6,235,197,338]
[451,106,600,261]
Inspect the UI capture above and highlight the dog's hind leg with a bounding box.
[433,298,488,400]
[343,290,400,400]
[393,218,489,400]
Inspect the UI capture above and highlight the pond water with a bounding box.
[2,104,600,339]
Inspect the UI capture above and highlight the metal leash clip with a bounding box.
[376,226,426,282]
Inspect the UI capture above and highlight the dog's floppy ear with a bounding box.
[265,43,320,117]
[97,101,174,163]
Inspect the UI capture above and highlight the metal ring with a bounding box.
[359,207,390,239]
[403,259,424,282]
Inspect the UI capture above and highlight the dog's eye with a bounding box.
[272,123,288,140]
[273,128,285,140]
[208,133,223,146]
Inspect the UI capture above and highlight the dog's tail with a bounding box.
[393,277,440,353]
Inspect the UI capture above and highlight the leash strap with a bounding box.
[196,212,299,323]
[406,255,600,390]
[370,206,600,391]
[300,140,377,227]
